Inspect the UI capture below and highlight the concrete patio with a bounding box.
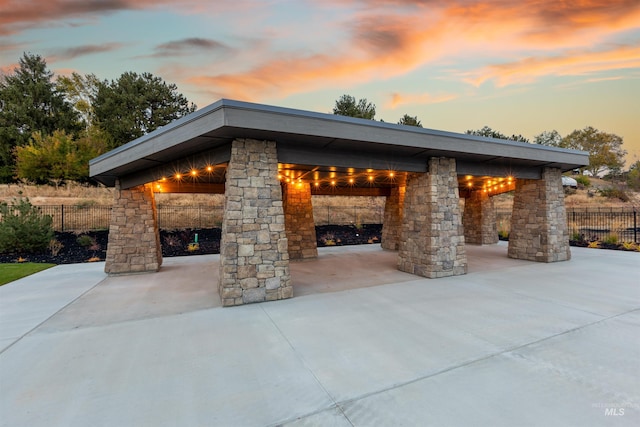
[1,243,638,426]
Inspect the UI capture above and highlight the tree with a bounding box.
[57,72,100,129]
[93,71,197,148]
[14,128,109,184]
[398,114,422,127]
[561,126,626,177]
[533,130,562,147]
[0,53,80,182]
[465,126,530,143]
[332,94,376,120]
[627,160,640,190]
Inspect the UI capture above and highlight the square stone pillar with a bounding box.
[219,139,292,306]
[508,167,571,262]
[398,158,467,278]
[105,180,162,274]
[463,190,498,245]
[381,182,406,250]
[283,182,318,260]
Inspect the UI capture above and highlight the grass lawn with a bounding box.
[0,263,56,286]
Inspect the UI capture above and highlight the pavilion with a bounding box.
[90,99,589,306]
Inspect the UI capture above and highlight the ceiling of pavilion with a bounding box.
[90,99,589,193]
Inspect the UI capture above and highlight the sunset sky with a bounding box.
[2,0,639,166]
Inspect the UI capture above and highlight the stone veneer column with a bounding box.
[463,190,498,245]
[219,139,292,306]
[398,158,467,278]
[104,180,162,274]
[508,167,571,262]
[282,182,318,260]
[381,183,406,250]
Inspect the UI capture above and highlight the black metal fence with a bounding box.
[497,207,638,243]
[34,205,638,243]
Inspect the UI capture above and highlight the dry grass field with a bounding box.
[3,177,636,209]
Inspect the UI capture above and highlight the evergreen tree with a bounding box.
[0,53,80,182]
[465,126,530,143]
[397,114,422,127]
[93,72,197,148]
[332,94,376,120]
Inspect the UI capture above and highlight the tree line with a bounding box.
[0,53,196,184]
[0,53,632,185]
[332,94,630,179]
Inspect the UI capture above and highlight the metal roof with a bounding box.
[89,99,589,189]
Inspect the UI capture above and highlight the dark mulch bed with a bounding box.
[0,224,385,265]
[4,225,634,265]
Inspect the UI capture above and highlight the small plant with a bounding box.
[16,256,27,263]
[76,234,95,247]
[498,229,509,240]
[621,242,639,251]
[87,256,102,262]
[320,233,336,246]
[0,198,54,254]
[587,241,600,249]
[187,242,200,252]
[574,175,591,187]
[602,234,619,245]
[49,239,64,256]
[570,229,583,242]
[163,234,181,247]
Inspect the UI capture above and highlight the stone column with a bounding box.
[398,158,467,278]
[463,190,498,245]
[219,139,292,307]
[283,182,318,260]
[104,180,162,274]
[508,167,571,262]
[381,183,406,250]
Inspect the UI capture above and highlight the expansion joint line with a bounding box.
[261,305,355,427]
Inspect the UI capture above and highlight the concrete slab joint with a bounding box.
[508,167,571,262]
[398,157,467,278]
[219,139,293,306]
[104,180,162,275]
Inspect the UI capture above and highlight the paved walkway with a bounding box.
[1,243,638,426]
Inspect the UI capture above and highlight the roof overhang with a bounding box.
[90,99,589,189]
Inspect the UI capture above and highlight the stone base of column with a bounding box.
[508,167,571,262]
[219,139,293,306]
[381,183,405,251]
[398,158,467,278]
[463,190,498,245]
[283,182,318,260]
[104,181,162,275]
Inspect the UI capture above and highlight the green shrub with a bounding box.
[603,234,619,245]
[0,198,54,254]
[574,175,591,187]
[76,234,94,247]
[598,187,629,202]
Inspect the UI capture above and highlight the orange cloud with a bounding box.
[387,92,457,109]
[465,45,640,87]
[182,0,640,101]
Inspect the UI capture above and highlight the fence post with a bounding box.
[60,205,65,232]
[634,208,637,244]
